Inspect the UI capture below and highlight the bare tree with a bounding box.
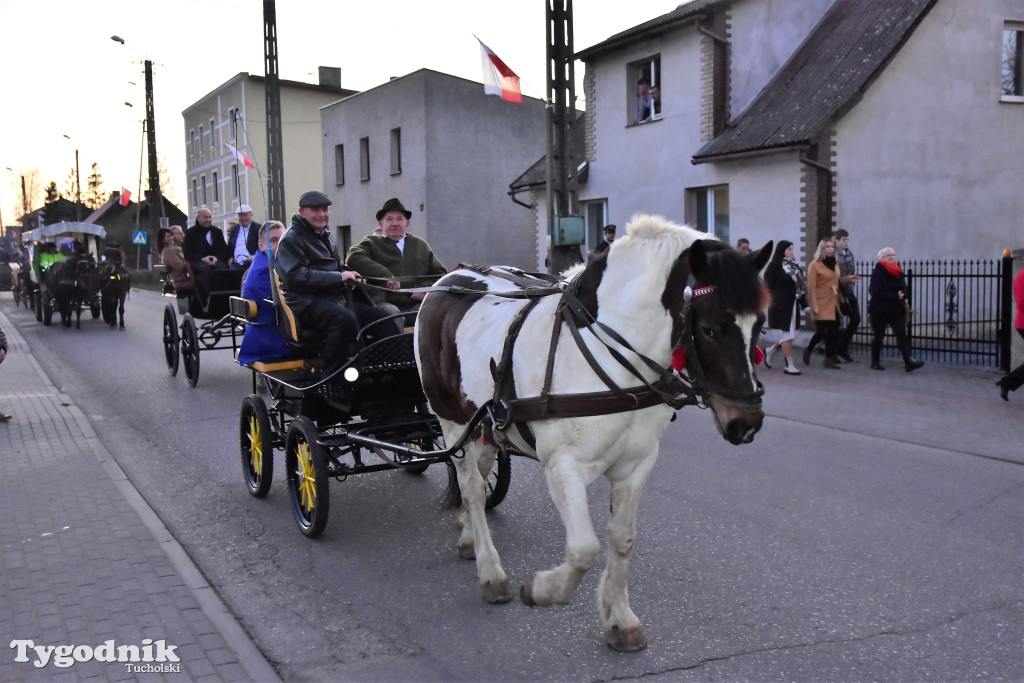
[157,153,176,204]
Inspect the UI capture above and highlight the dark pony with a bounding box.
[100,246,131,329]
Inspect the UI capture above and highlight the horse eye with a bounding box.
[701,326,716,339]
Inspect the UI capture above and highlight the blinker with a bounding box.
[753,345,765,365]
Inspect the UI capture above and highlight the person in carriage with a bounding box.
[237,221,292,365]
[158,225,193,294]
[273,191,399,377]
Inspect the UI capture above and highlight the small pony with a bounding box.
[415,214,771,651]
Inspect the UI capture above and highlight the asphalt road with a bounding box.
[4,288,1021,681]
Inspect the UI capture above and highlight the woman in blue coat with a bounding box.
[237,222,294,366]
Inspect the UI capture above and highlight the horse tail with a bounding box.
[442,462,462,511]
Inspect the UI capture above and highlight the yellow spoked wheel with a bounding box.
[285,416,329,538]
[240,395,273,498]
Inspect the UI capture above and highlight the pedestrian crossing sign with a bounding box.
[133,231,147,245]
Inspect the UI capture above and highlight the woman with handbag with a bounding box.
[805,238,843,369]
[867,247,924,372]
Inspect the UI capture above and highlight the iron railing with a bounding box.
[841,256,1012,370]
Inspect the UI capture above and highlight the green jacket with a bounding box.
[346,233,446,311]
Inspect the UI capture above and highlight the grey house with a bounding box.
[319,69,548,269]
[521,0,1023,262]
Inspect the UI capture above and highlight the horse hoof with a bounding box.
[605,625,647,652]
[482,579,513,604]
[520,579,537,607]
[457,542,475,560]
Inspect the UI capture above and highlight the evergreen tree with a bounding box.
[45,181,59,203]
[85,162,105,209]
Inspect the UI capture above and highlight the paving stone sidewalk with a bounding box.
[0,310,279,681]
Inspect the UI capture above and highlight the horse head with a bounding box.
[667,237,772,445]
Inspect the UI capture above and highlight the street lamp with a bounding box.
[62,134,82,218]
[111,34,162,234]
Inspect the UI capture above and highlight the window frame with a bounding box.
[627,55,661,126]
[359,136,370,181]
[686,184,730,242]
[200,174,207,206]
[390,127,402,175]
[1002,22,1024,102]
[334,144,345,186]
[211,170,219,205]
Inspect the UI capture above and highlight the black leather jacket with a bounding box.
[274,213,369,315]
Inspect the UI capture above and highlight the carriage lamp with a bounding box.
[343,367,359,383]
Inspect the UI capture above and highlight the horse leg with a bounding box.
[521,456,599,608]
[118,294,126,329]
[450,437,512,604]
[597,456,658,652]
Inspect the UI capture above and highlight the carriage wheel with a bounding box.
[162,305,180,376]
[42,297,53,326]
[240,395,274,498]
[285,416,330,538]
[485,449,512,510]
[181,314,201,388]
[401,439,431,475]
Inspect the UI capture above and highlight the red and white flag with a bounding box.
[477,37,522,103]
[226,143,255,168]
[119,188,131,207]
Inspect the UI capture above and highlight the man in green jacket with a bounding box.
[346,197,447,315]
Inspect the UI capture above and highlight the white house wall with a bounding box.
[834,0,1024,261]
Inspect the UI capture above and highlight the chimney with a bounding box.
[318,66,341,90]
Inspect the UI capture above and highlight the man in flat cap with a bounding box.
[594,224,616,255]
[346,197,446,315]
[227,204,261,269]
[274,191,397,377]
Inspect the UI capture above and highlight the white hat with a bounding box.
[238,204,252,213]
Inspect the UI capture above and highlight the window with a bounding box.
[334,144,345,185]
[1002,22,1024,100]
[359,136,370,181]
[390,128,402,175]
[231,164,239,199]
[199,125,204,156]
[191,178,197,208]
[212,171,219,204]
[189,130,195,159]
[200,174,207,206]
[337,225,352,256]
[228,108,237,139]
[686,185,730,242]
[210,118,217,149]
[584,200,608,252]
[628,55,661,125]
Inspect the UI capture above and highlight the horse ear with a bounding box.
[688,239,709,278]
[751,241,773,272]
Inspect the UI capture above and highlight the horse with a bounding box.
[45,253,99,329]
[414,215,771,651]
[99,247,131,329]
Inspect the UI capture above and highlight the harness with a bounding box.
[375,266,763,453]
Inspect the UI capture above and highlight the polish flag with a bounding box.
[119,189,131,207]
[226,143,255,168]
[477,37,522,103]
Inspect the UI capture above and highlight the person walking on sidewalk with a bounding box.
[0,322,10,422]
[804,238,843,369]
[762,240,804,375]
[867,247,924,372]
[833,229,862,362]
[996,267,1024,400]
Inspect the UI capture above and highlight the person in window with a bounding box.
[274,191,399,378]
[636,78,653,123]
[650,84,661,117]
[345,197,447,317]
[237,221,292,365]
[227,204,261,269]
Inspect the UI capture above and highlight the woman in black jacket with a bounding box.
[761,240,804,375]
[867,247,924,372]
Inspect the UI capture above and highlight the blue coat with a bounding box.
[237,250,294,365]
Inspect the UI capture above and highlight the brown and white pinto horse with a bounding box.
[415,215,771,651]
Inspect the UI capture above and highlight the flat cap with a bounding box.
[298,191,332,208]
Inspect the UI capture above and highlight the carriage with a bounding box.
[159,265,247,387]
[23,222,108,328]
[232,269,510,539]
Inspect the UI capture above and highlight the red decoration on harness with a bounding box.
[753,345,765,366]
[671,346,686,371]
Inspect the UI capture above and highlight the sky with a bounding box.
[0,0,682,229]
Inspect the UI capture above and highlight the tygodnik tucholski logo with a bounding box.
[10,638,181,672]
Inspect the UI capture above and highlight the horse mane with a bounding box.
[696,240,769,314]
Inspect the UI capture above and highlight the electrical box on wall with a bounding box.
[552,216,585,246]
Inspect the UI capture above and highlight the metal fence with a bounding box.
[843,257,1012,369]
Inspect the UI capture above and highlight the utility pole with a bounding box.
[546,0,583,274]
[144,58,162,232]
[264,0,286,220]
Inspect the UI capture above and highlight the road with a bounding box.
[4,288,1022,681]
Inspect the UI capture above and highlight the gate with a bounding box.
[846,256,1012,369]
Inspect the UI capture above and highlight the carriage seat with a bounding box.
[268,267,326,351]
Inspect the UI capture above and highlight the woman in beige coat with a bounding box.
[804,238,843,369]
